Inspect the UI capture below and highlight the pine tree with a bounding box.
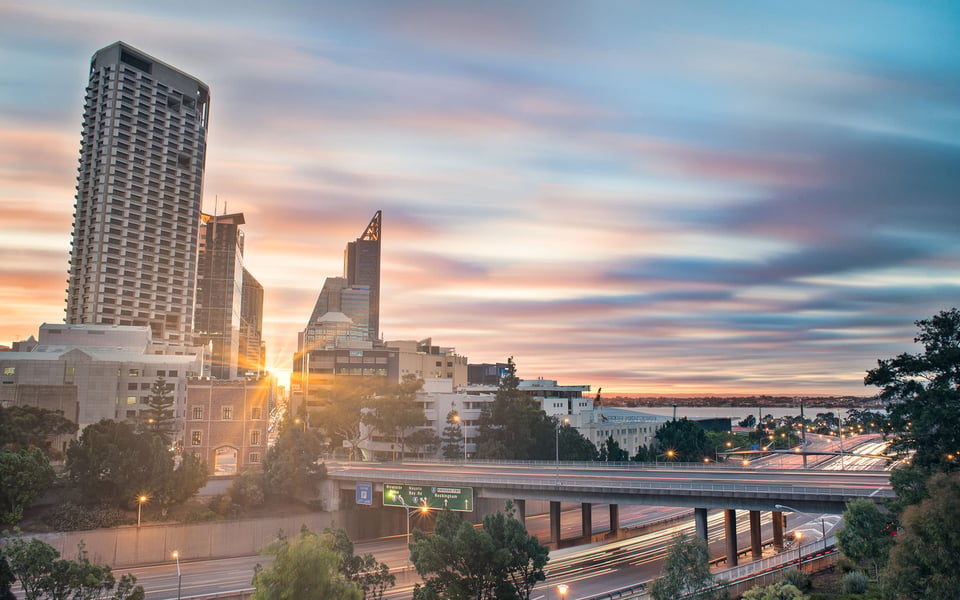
[140,377,176,445]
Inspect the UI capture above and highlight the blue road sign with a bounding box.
[356,481,373,506]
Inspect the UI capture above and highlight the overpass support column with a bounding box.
[514,499,526,524]
[609,504,620,535]
[724,509,738,567]
[772,511,784,551]
[581,503,593,539]
[694,508,708,541]
[550,501,562,545]
[750,510,762,558]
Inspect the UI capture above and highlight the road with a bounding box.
[113,436,887,599]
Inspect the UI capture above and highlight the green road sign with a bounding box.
[383,483,474,512]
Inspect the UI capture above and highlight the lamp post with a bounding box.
[171,550,181,600]
[137,495,147,528]
[795,531,803,560]
[555,417,569,484]
[557,583,569,600]
[396,496,430,546]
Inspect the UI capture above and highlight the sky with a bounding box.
[1,1,958,397]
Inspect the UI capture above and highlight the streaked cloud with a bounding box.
[1,0,957,394]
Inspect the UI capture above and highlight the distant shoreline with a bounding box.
[604,396,882,409]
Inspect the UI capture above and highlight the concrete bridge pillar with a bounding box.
[609,504,620,535]
[724,509,738,567]
[772,511,784,551]
[750,510,762,558]
[581,503,593,539]
[550,501,562,545]
[514,499,526,524]
[694,508,708,541]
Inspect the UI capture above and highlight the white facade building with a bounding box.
[0,324,200,436]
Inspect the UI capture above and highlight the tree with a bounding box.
[738,414,757,428]
[558,424,598,461]
[139,377,176,445]
[65,419,206,512]
[367,375,426,460]
[410,503,548,600]
[441,410,465,459]
[0,405,77,454]
[884,472,960,599]
[0,449,55,525]
[654,418,710,462]
[310,379,381,461]
[2,537,144,600]
[865,308,960,470]
[0,554,14,600]
[405,428,440,459]
[836,498,894,579]
[261,418,327,499]
[650,534,724,600]
[323,527,395,600]
[597,435,628,462]
[252,529,361,600]
[475,358,555,460]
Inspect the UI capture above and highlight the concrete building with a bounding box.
[65,41,209,347]
[0,324,201,439]
[387,339,468,387]
[184,378,274,475]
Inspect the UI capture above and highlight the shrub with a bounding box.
[42,502,122,531]
[782,568,812,592]
[207,494,235,517]
[841,571,869,594]
[835,556,856,573]
[228,470,265,508]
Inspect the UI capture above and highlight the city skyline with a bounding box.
[1,1,958,395]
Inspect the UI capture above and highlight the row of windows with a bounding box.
[190,406,264,420]
[190,430,262,446]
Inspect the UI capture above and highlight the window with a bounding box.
[250,430,261,446]
[192,406,203,420]
[128,383,139,391]
[128,368,140,376]
[435,361,442,367]
[251,407,262,420]
[126,396,137,405]
[168,370,178,377]
[3,367,14,376]
[222,406,233,420]
[248,452,261,464]
[156,370,166,377]
[191,430,202,446]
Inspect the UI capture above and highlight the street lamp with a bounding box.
[394,494,430,546]
[557,583,569,600]
[137,495,147,528]
[171,550,181,600]
[555,417,569,484]
[795,531,803,560]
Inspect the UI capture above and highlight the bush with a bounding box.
[841,571,869,594]
[42,502,122,531]
[207,495,235,518]
[228,470,265,508]
[782,568,811,592]
[835,556,856,574]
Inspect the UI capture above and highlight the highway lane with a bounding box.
[116,435,888,599]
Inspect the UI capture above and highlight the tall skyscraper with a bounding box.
[240,268,265,377]
[344,210,381,342]
[194,212,245,379]
[65,42,210,346]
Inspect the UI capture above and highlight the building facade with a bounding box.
[185,378,274,475]
[344,211,381,342]
[0,324,200,435]
[65,41,209,346]
[239,268,265,378]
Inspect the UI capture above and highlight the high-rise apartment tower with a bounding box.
[344,210,381,342]
[65,41,210,346]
